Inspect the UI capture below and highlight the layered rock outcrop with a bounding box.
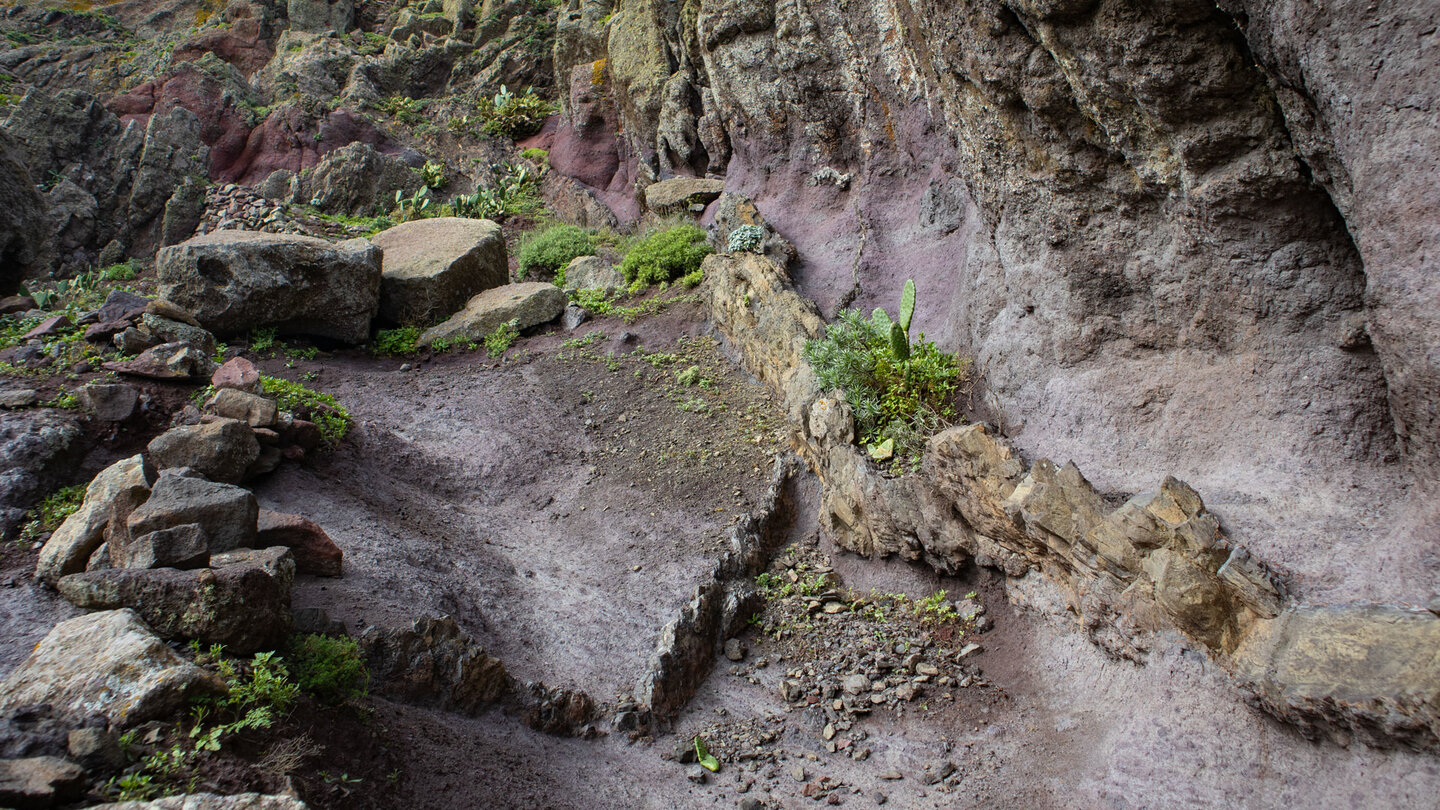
[700,252,1440,753]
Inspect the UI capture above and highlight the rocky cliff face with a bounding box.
[546,0,1439,605]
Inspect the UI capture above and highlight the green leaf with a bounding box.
[694,737,720,772]
[871,308,892,331]
[899,279,916,333]
[889,321,910,362]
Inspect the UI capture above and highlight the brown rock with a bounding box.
[0,756,85,808]
[643,177,725,215]
[256,510,342,577]
[371,217,509,325]
[206,388,277,428]
[22,315,70,340]
[211,356,261,392]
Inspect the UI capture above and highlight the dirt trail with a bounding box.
[237,301,1440,809]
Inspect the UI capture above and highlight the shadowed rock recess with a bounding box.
[0,0,1437,806]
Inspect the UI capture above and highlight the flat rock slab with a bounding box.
[256,509,343,577]
[0,609,221,727]
[420,283,566,346]
[156,230,381,344]
[643,178,724,214]
[563,256,626,293]
[103,342,216,381]
[372,217,507,325]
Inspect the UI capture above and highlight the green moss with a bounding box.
[618,225,713,291]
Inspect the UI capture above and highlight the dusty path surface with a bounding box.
[237,303,1440,809]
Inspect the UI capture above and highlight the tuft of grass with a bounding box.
[618,225,713,291]
[517,224,595,282]
[17,484,85,544]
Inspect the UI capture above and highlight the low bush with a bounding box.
[374,327,420,356]
[17,484,85,543]
[288,634,368,704]
[803,281,969,465]
[618,225,713,290]
[518,225,595,281]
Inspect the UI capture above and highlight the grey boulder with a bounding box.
[372,217,508,325]
[156,230,381,344]
[147,419,260,484]
[126,470,258,553]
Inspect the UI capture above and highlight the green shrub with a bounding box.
[259,375,351,445]
[484,319,520,357]
[374,327,420,356]
[288,634,368,704]
[474,85,553,139]
[521,147,549,165]
[420,160,447,190]
[726,224,764,253]
[518,225,595,280]
[618,225,713,290]
[803,282,969,465]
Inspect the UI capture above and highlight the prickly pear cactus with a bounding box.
[899,279,916,333]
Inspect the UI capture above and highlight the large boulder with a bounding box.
[371,218,508,325]
[36,455,151,586]
[562,256,626,293]
[288,0,354,33]
[0,610,222,727]
[296,141,421,215]
[57,549,294,654]
[642,177,724,215]
[419,283,567,347]
[147,419,260,484]
[125,470,258,554]
[155,231,382,344]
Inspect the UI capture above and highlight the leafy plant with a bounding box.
[694,737,720,772]
[260,374,351,445]
[393,188,435,222]
[17,484,85,544]
[726,224,764,253]
[617,225,713,291]
[420,160,447,190]
[288,634,368,704]
[803,281,969,465]
[378,95,426,125]
[374,327,421,356]
[250,327,278,352]
[99,260,138,281]
[521,147,549,166]
[474,85,553,139]
[518,224,595,280]
[484,319,520,357]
